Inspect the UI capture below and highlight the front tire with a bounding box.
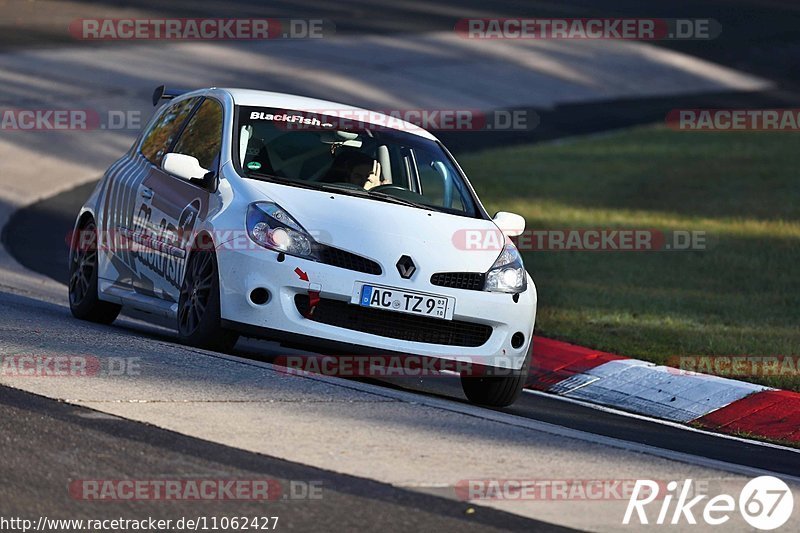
[68,219,122,324]
[460,351,530,407]
[177,248,239,352]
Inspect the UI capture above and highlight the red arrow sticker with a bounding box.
[294,267,309,281]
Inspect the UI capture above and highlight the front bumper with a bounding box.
[216,244,537,370]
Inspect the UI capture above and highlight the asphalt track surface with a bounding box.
[0,384,566,531]
[5,1,800,155]
[4,182,800,478]
[6,0,800,90]
[1,279,798,531]
[2,1,800,531]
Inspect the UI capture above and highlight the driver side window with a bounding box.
[140,98,199,166]
[172,99,224,170]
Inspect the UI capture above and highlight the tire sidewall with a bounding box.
[178,249,236,350]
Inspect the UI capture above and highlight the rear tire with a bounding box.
[68,219,122,324]
[177,248,239,352]
[460,350,530,407]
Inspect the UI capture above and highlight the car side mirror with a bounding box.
[162,153,210,183]
[493,211,525,237]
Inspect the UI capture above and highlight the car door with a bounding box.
[131,97,224,303]
[99,96,200,293]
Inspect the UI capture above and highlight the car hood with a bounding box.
[241,179,505,273]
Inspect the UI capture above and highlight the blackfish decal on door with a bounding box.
[130,197,202,295]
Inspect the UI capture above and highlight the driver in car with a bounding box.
[348,157,383,190]
[325,149,384,190]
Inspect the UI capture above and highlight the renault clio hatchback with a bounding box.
[69,86,537,406]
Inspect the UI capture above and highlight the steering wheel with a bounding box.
[369,184,408,193]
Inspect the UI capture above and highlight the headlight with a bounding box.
[247,202,317,259]
[484,243,527,293]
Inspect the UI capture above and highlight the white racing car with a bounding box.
[69,86,537,406]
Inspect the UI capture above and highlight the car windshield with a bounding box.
[234,106,479,216]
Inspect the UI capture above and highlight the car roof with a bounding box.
[219,88,437,141]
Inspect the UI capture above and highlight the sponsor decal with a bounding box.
[250,111,333,128]
[130,198,201,290]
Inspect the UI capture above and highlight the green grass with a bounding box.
[459,126,800,391]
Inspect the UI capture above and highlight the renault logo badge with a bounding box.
[396,255,416,279]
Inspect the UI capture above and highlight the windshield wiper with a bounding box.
[244,171,326,191]
[369,189,437,210]
[244,174,439,211]
[318,184,438,211]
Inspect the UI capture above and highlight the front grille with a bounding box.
[316,245,382,275]
[295,295,492,347]
[431,272,485,291]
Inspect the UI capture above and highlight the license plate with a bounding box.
[353,283,454,320]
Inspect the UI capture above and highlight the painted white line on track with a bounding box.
[442,367,798,455]
[556,359,765,422]
[523,388,800,455]
[179,346,800,484]
[3,276,797,489]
